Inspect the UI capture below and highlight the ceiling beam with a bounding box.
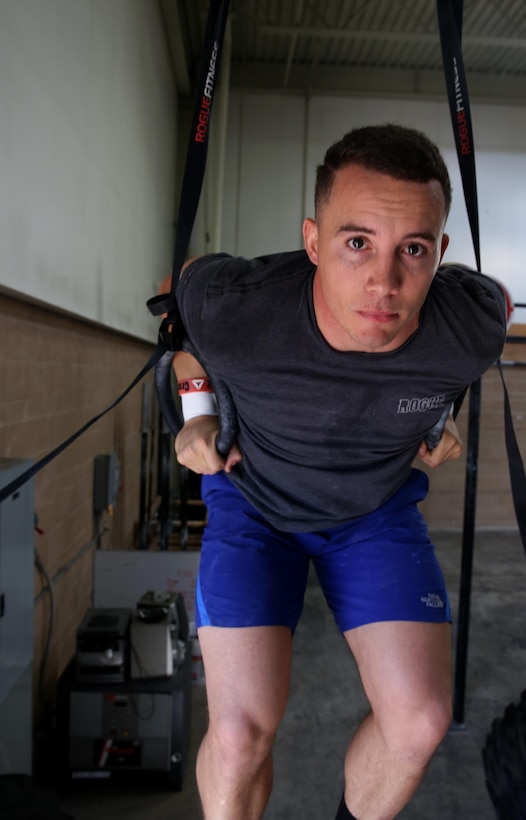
[230,62,526,104]
[258,25,526,50]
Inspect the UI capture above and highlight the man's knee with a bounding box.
[411,697,451,754]
[208,715,277,775]
[384,695,452,762]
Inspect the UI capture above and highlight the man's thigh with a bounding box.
[198,625,292,731]
[314,470,451,632]
[197,473,310,629]
[344,620,452,718]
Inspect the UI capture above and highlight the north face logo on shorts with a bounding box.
[421,593,444,608]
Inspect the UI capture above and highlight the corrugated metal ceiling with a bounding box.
[164,0,526,103]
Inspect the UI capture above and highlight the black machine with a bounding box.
[58,596,192,791]
[76,608,131,685]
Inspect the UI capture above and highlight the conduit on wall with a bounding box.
[212,21,232,253]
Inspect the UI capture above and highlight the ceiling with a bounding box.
[162,0,526,105]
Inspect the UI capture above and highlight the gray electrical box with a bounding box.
[0,458,34,775]
[93,452,120,513]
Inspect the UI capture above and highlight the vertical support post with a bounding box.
[452,377,481,727]
[212,20,231,253]
[158,409,172,551]
[139,383,151,550]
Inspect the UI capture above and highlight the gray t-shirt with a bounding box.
[177,250,506,531]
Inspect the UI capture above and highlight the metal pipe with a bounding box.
[212,20,232,252]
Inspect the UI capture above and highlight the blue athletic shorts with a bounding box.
[196,468,451,633]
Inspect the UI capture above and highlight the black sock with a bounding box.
[334,792,359,820]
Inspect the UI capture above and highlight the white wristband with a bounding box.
[181,391,218,422]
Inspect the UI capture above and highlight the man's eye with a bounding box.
[406,243,424,256]
[349,237,366,250]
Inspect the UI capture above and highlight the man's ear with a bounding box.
[439,233,450,262]
[302,218,319,265]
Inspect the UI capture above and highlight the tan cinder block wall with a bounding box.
[2,290,525,727]
[419,324,526,531]
[0,292,159,724]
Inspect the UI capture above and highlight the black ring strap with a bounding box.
[437,0,526,553]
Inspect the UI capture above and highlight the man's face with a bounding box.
[303,164,450,353]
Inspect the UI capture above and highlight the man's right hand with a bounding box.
[175,415,242,475]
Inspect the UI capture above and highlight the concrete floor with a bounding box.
[55,530,526,819]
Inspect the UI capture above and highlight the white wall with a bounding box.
[3,2,525,335]
[220,91,526,324]
[0,0,177,341]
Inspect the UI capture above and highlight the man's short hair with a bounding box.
[315,123,452,217]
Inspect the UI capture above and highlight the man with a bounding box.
[170,124,507,819]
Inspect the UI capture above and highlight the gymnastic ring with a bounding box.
[154,350,238,458]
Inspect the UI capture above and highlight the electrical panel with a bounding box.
[93,452,120,513]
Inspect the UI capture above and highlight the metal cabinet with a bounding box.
[0,459,34,774]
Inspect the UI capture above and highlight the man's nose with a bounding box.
[365,257,400,295]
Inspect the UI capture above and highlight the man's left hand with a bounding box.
[417,415,463,468]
